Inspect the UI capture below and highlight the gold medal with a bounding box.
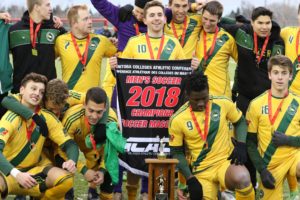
[32,49,38,56]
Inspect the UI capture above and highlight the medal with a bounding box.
[32,49,38,56]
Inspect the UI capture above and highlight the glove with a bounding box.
[94,123,106,144]
[32,114,48,137]
[187,176,203,200]
[272,131,289,147]
[260,168,275,189]
[228,138,247,165]
[118,4,134,22]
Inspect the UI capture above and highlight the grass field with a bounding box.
[6,58,299,199]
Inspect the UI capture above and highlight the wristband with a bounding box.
[10,168,21,178]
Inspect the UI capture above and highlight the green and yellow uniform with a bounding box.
[281,27,300,95]
[195,28,237,98]
[246,91,300,200]
[122,33,186,59]
[55,33,117,93]
[169,97,242,199]
[0,109,75,198]
[164,14,202,58]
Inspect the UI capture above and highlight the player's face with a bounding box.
[44,100,65,117]
[84,100,106,125]
[189,89,209,112]
[75,9,92,35]
[169,0,189,23]
[36,0,52,20]
[133,6,144,22]
[202,10,219,33]
[20,81,45,109]
[143,6,166,34]
[251,15,272,38]
[268,65,292,92]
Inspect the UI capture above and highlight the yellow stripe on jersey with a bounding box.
[246,91,300,167]
[55,33,117,93]
[122,33,186,60]
[195,28,238,98]
[281,27,300,95]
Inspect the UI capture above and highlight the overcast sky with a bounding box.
[1,0,298,15]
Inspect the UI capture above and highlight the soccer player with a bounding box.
[164,0,203,58]
[221,7,285,188]
[55,4,117,93]
[169,71,254,200]
[193,1,237,99]
[56,87,125,200]
[0,73,79,199]
[9,0,66,93]
[246,55,300,200]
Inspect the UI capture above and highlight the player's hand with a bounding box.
[191,57,200,70]
[32,113,48,137]
[0,12,11,24]
[109,56,118,70]
[94,171,105,185]
[62,160,77,174]
[15,172,37,189]
[177,188,188,200]
[193,1,206,11]
[228,138,247,165]
[53,16,63,28]
[187,176,203,200]
[272,131,289,147]
[260,168,275,189]
[84,169,97,182]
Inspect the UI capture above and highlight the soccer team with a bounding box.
[0,0,300,199]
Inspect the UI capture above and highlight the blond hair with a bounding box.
[27,0,43,13]
[67,4,88,26]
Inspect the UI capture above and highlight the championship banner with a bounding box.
[116,58,192,175]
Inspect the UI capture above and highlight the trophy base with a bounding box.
[157,154,166,160]
[155,193,168,200]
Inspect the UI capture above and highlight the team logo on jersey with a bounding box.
[89,40,98,51]
[216,38,224,46]
[46,32,55,42]
[64,41,70,50]
[0,128,8,136]
[186,121,193,130]
[288,104,297,116]
[165,43,173,54]
[211,109,220,121]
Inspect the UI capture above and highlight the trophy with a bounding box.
[157,137,166,160]
[155,173,168,200]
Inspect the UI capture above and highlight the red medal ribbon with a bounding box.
[171,17,188,47]
[203,27,219,63]
[134,23,140,35]
[29,18,41,49]
[71,33,90,68]
[145,33,165,60]
[296,29,300,63]
[253,32,269,65]
[84,117,99,156]
[26,106,41,144]
[268,90,288,125]
[189,103,210,146]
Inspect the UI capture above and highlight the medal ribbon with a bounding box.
[203,27,219,63]
[134,23,140,35]
[84,117,99,156]
[145,33,165,60]
[71,33,90,68]
[26,106,41,144]
[171,17,188,47]
[29,18,41,49]
[268,90,288,126]
[296,29,300,63]
[189,103,210,146]
[253,32,269,65]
